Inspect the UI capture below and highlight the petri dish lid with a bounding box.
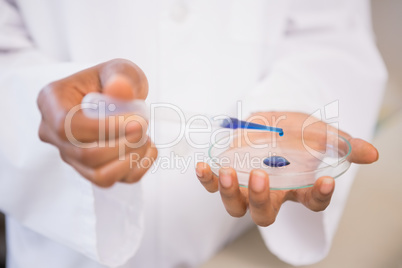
[208,127,351,190]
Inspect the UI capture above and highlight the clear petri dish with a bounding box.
[208,127,352,190]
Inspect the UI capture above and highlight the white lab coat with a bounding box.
[0,0,386,267]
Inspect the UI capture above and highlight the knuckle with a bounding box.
[151,146,158,159]
[38,123,49,143]
[37,83,55,104]
[256,217,276,227]
[315,195,329,204]
[70,146,84,160]
[90,171,115,188]
[59,152,70,164]
[128,176,141,183]
[95,180,115,188]
[120,177,134,184]
[227,208,247,218]
[71,146,85,161]
[310,202,330,212]
[38,132,47,143]
[55,118,68,140]
[250,197,267,209]
[36,89,46,108]
[310,207,323,212]
[308,198,330,212]
[203,182,218,193]
[90,169,104,183]
[38,82,61,108]
[72,147,96,166]
[125,172,142,184]
[309,192,332,212]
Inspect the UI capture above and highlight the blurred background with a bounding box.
[0,0,401,267]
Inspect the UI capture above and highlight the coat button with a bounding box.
[170,2,188,23]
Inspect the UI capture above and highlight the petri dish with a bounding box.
[208,126,352,190]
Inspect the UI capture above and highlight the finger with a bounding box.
[290,176,335,212]
[40,110,149,160]
[248,170,278,227]
[39,121,143,170]
[39,89,148,142]
[122,142,158,183]
[348,138,379,164]
[65,110,148,142]
[61,139,151,187]
[219,168,248,217]
[102,74,136,100]
[196,162,219,193]
[61,155,128,187]
[58,129,148,168]
[38,120,54,144]
[39,119,71,148]
[99,59,148,100]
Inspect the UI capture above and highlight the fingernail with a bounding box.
[220,169,232,188]
[196,168,202,178]
[105,74,119,86]
[251,170,266,193]
[320,178,334,195]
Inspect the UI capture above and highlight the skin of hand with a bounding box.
[196,112,379,227]
[37,59,158,187]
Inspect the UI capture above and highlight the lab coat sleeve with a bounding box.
[242,0,387,265]
[0,1,144,266]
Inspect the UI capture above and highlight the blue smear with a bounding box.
[220,117,284,136]
[263,156,290,167]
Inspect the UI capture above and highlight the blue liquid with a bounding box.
[263,156,290,167]
[220,117,284,136]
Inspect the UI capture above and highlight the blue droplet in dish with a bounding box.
[263,156,290,167]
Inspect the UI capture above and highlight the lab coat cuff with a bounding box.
[91,182,145,267]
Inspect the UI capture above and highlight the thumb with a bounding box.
[103,74,136,100]
[349,138,379,164]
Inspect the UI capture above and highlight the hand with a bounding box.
[37,59,158,187]
[196,112,378,226]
